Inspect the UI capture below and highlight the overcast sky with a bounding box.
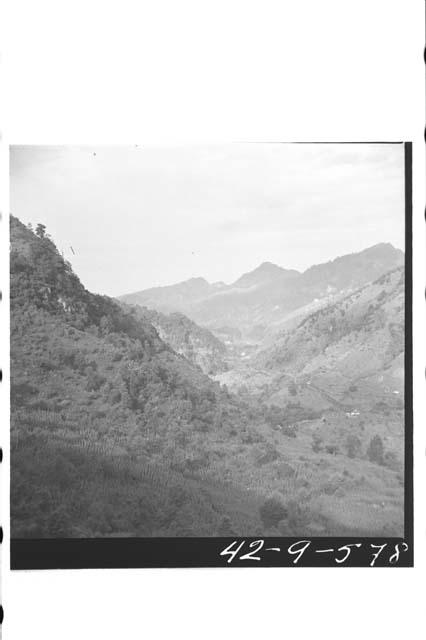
[10,143,405,297]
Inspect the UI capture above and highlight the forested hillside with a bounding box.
[132,307,228,375]
[10,217,263,536]
[259,266,404,383]
[10,216,321,537]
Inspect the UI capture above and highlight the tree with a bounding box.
[288,381,298,396]
[311,432,323,453]
[35,223,47,238]
[346,434,362,459]
[259,495,287,528]
[325,444,339,455]
[367,435,384,465]
[100,315,113,335]
[217,516,234,536]
[384,450,399,471]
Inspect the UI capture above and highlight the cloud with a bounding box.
[10,143,405,295]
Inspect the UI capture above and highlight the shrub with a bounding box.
[374,401,390,416]
[217,516,234,536]
[384,450,399,471]
[39,358,57,371]
[11,381,38,404]
[281,425,297,438]
[325,444,339,455]
[287,401,301,410]
[86,370,107,392]
[322,474,344,495]
[259,495,287,528]
[345,434,362,459]
[27,398,52,411]
[254,443,280,466]
[286,499,305,531]
[109,389,122,404]
[241,428,264,444]
[367,435,384,465]
[288,382,298,396]
[311,433,323,453]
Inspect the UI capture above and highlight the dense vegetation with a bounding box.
[132,307,228,375]
[10,217,314,537]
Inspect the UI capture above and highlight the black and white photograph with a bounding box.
[2,1,425,639]
[9,143,411,558]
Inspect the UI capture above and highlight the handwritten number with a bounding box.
[220,540,245,564]
[389,542,409,564]
[370,544,387,566]
[239,540,264,561]
[287,540,311,564]
[335,543,362,564]
[220,540,408,565]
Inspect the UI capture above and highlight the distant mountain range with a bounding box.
[120,243,404,338]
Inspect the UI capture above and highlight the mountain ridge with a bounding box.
[119,243,404,338]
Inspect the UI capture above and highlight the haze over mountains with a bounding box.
[120,243,404,339]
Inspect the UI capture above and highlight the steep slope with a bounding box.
[9,216,267,536]
[256,266,405,412]
[120,244,404,338]
[300,243,404,292]
[260,266,404,377]
[130,307,228,375]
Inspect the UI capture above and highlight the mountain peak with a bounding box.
[233,262,299,288]
[257,261,282,272]
[360,242,403,257]
[186,276,209,284]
